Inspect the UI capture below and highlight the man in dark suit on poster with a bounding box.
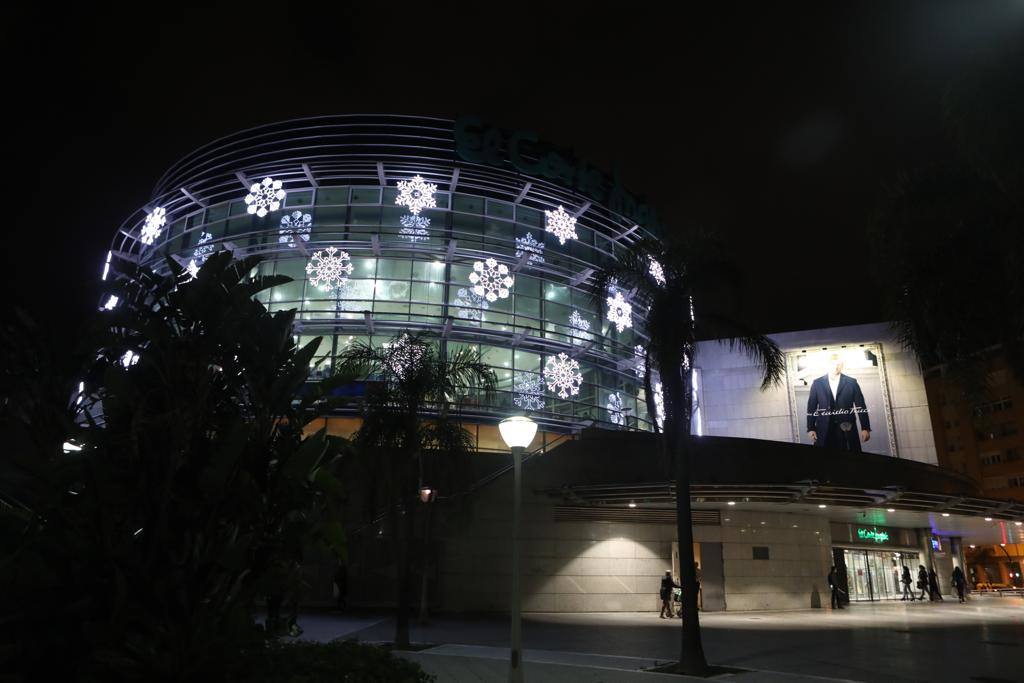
[807,353,871,452]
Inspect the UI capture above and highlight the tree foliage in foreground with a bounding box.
[0,252,349,682]
[337,333,495,648]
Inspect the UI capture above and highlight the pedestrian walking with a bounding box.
[659,570,679,618]
[827,565,845,609]
[916,565,928,601]
[952,566,967,603]
[928,567,944,602]
[900,566,914,601]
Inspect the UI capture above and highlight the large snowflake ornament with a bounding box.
[568,309,592,345]
[543,353,583,399]
[245,176,286,218]
[469,258,514,302]
[454,286,489,322]
[544,205,578,245]
[513,373,545,411]
[649,257,666,286]
[140,207,166,245]
[607,392,625,426]
[399,214,430,242]
[305,246,354,292]
[606,291,633,333]
[515,232,545,265]
[633,344,646,379]
[395,175,437,215]
[383,333,425,380]
[279,211,312,247]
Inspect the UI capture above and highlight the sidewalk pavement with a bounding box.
[394,644,857,682]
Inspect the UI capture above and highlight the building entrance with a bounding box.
[841,548,920,601]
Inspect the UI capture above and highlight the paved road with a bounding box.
[298,597,1024,682]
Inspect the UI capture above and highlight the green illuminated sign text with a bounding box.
[856,527,890,544]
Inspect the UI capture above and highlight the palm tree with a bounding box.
[337,332,496,647]
[594,230,785,675]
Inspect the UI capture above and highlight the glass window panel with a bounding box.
[316,187,349,205]
[515,206,542,228]
[375,279,411,301]
[226,215,253,237]
[452,193,484,215]
[350,187,381,204]
[413,260,447,283]
[411,281,443,304]
[229,200,249,216]
[376,259,411,280]
[286,190,313,207]
[349,206,381,228]
[206,203,229,222]
[486,199,514,219]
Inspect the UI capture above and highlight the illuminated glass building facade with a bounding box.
[106,115,659,446]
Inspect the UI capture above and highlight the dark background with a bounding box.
[5,2,1023,336]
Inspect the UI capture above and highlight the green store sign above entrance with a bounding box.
[856,527,890,544]
[454,116,661,232]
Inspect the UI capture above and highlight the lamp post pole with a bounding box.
[498,415,537,683]
[509,442,524,683]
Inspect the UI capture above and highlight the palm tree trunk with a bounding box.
[663,366,709,674]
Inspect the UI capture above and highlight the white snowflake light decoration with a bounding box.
[606,291,633,333]
[121,350,140,368]
[245,176,286,218]
[305,246,354,292]
[543,353,583,399]
[607,392,625,426]
[383,333,425,380]
[140,207,166,245]
[568,309,592,345]
[513,373,545,411]
[102,251,112,280]
[515,232,545,265]
[544,205,578,245]
[395,175,437,215]
[101,295,119,311]
[633,344,646,379]
[468,258,514,303]
[654,382,665,429]
[454,286,489,322]
[649,257,666,286]
[279,211,312,247]
[399,214,430,243]
[185,232,215,281]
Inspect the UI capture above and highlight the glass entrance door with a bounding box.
[842,549,919,601]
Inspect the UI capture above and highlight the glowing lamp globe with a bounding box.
[499,415,538,450]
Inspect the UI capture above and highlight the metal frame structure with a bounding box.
[106,115,660,434]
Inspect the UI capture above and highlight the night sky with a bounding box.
[6,2,1023,338]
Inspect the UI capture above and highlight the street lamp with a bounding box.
[498,415,537,683]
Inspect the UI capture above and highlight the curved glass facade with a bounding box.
[107,115,658,435]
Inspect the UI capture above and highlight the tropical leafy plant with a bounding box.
[594,230,785,675]
[0,251,349,681]
[337,332,496,647]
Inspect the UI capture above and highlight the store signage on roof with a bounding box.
[856,527,890,544]
[454,115,660,231]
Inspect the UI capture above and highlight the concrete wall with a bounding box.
[436,459,836,612]
[719,510,834,611]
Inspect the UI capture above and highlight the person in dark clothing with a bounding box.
[900,566,914,601]
[827,565,844,609]
[659,570,679,618]
[917,565,929,601]
[928,567,944,601]
[952,566,967,603]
